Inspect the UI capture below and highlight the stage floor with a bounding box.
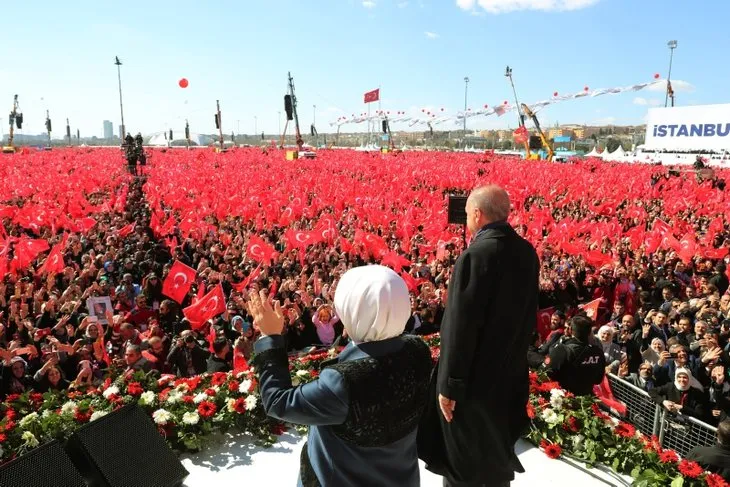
[181,432,630,486]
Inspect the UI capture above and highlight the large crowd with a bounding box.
[0,147,729,433]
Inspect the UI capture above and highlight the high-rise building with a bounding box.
[103,120,113,139]
[118,125,123,138]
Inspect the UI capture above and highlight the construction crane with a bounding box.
[521,103,554,162]
[280,72,304,152]
[3,95,21,153]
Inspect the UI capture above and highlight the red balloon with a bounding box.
[654,73,661,79]
[553,91,559,97]
[584,86,589,92]
[178,78,189,88]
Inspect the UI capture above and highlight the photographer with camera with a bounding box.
[166,330,209,377]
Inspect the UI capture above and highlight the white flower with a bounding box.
[193,393,208,404]
[139,391,155,406]
[60,401,77,415]
[182,412,200,425]
[244,395,258,411]
[541,408,559,425]
[571,434,585,451]
[42,410,53,419]
[296,370,309,378]
[102,386,120,400]
[90,410,109,422]
[175,383,189,393]
[19,412,39,428]
[166,391,183,405]
[238,380,252,394]
[21,431,39,448]
[550,389,565,399]
[213,385,220,393]
[550,395,564,410]
[152,409,172,425]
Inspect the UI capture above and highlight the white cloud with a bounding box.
[456,0,599,14]
[397,1,408,7]
[362,0,376,7]
[633,97,662,107]
[425,31,439,39]
[646,79,695,93]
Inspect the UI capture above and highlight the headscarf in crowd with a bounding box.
[333,265,410,344]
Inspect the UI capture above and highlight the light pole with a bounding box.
[463,76,469,151]
[114,56,125,141]
[665,40,678,107]
[254,116,257,137]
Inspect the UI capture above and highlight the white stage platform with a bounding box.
[181,432,631,486]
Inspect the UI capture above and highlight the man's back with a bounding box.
[687,445,730,481]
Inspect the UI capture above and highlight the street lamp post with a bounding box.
[114,56,125,142]
[665,40,678,108]
[463,76,469,152]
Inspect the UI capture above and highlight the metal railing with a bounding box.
[605,374,718,456]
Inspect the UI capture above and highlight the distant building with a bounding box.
[118,125,123,138]
[548,128,564,139]
[103,120,113,139]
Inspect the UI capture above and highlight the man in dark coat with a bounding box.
[687,420,730,481]
[420,185,539,487]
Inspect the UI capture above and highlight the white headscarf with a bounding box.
[675,368,691,392]
[334,265,410,344]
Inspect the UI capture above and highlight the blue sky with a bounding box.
[1,0,727,137]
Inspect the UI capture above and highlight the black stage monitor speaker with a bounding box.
[65,404,189,487]
[447,195,468,225]
[529,135,542,150]
[0,440,86,487]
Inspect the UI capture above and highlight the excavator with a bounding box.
[521,103,554,162]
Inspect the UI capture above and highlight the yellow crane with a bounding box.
[521,103,554,162]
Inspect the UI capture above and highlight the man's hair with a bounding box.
[213,337,228,355]
[126,344,141,355]
[570,315,593,342]
[468,185,510,222]
[718,421,730,446]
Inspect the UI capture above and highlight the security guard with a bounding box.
[543,315,606,395]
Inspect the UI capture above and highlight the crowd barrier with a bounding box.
[606,374,718,457]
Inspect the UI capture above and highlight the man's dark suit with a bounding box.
[419,221,539,486]
[687,444,730,481]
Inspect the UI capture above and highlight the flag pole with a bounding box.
[367,103,371,149]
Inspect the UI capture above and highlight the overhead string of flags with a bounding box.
[331,77,668,128]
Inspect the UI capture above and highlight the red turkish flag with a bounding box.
[513,126,529,144]
[117,223,134,238]
[36,237,66,276]
[246,235,277,265]
[364,89,380,104]
[652,218,672,236]
[232,264,262,293]
[380,251,412,273]
[579,298,602,322]
[678,233,697,264]
[537,307,555,341]
[400,271,424,293]
[183,284,226,330]
[12,235,50,271]
[162,260,197,304]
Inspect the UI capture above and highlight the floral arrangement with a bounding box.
[0,334,727,486]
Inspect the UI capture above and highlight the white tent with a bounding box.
[147,131,215,147]
[586,147,600,157]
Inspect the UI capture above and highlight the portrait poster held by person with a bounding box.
[248,265,432,487]
[418,185,540,487]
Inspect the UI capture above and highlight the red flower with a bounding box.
[0,433,6,443]
[537,381,562,393]
[5,409,16,421]
[528,371,538,384]
[29,392,43,404]
[227,380,240,393]
[677,459,703,479]
[126,382,143,397]
[74,409,92,423]
[5,394,20,403]
[526,402,536,419]
[705,473,728,487]
[658,449,678,464]
[310,370,320,379]
[539,439,562,459]
[67,391,82,400]
[198,401,217,418]
[158,387,172,402]
[537,397,548,407]
[102,377,112,390]
[270,423,288,436]
[563,416,581,433]
[614,422,636,439]
[205,388,216,397]
[182,395,195,404]
[591,403,610,421]
[186,376,203,390]
[210,373,228,386]
[232,397,246,414]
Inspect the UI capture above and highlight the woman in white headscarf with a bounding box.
[649,367,708,421]
[641,337,665,366]
[596,325,623,373]
[248,265,433,487]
